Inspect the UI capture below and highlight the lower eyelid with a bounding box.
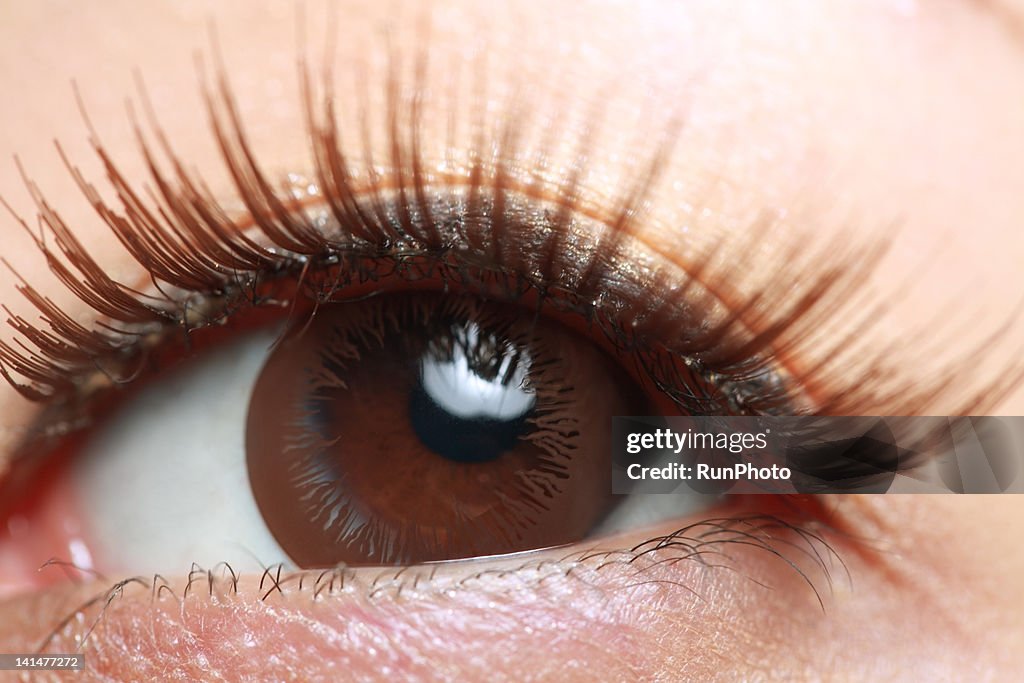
[1,512,846,671]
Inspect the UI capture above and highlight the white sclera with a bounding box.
[589,492,718,538]
[73,327,291,574]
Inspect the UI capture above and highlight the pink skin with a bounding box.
[0,475,89,599]
[1,0,1024,680]
[1,497,1021,680]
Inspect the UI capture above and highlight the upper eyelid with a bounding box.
[0,29,1019,446]
[0,54,816,396]
[0,46,724,491]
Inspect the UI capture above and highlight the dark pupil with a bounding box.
[409,325,536,464]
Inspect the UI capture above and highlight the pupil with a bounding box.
[410,324,536,464]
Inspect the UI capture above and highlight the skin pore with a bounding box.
[1,0,1024,680]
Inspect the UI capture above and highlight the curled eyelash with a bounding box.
[33,514,845,655]
[0,27,1020,443]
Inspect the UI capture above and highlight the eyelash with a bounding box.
[30,506,847,653]
[0,58,1005,397]
[0,25,1015,661]
[0,37,1019,513]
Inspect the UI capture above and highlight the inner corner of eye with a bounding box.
[41,285,699,576]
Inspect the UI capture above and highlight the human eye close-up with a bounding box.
[1,1,1024,681]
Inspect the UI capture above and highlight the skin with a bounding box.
[1,0,1024,680]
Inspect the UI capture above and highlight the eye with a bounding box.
[0,58,793,578]
[2,45,997,584]
[0,127,773,576]
[0,170,793,577]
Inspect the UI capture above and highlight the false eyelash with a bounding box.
[0,37,1019,430]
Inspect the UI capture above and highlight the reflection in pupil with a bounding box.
[411,325,536,464]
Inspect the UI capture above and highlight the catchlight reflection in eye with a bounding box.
[246,292,649,567]
[413,321,536,463]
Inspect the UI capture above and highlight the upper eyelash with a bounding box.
[0,35,1019,433]
[0,22,1014,659]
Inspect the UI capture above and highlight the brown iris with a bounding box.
[246,292,647,566]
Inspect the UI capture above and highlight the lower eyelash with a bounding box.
[31,509,846,655]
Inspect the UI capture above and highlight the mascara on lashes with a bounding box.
[0,178,800,502]
[0,136,814,417]
[1,48,995,500]
[0,43,877,420]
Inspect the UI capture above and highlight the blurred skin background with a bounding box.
[1,0,1024,679]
